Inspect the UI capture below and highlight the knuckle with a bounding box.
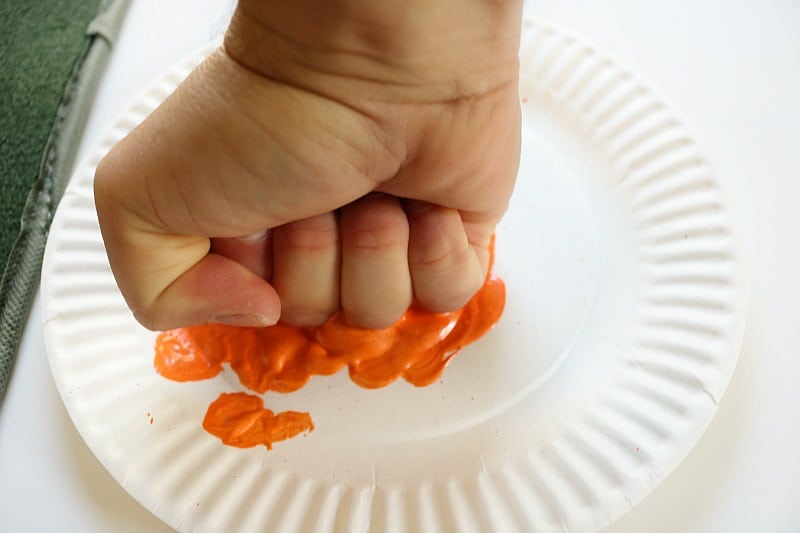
[343,198,408,252]
[410,243,459,271]
[346,224,406,251]
[279,216,338,252]
[410,238,471,273]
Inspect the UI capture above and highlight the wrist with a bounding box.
[225,0,522,106]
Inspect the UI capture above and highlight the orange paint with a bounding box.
[155,244,505,449]
[203,393,313,450]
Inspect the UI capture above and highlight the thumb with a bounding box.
[140,252,280,330]
[93,207,280,330]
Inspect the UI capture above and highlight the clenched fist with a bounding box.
[94,0,522,330]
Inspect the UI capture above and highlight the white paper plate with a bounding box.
[42,18,747,532]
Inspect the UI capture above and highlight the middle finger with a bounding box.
[340,194,412,329]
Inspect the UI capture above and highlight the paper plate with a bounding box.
[42,18,747,532]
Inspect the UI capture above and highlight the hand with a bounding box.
[94,0,522,330]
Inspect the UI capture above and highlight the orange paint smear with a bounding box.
[203,392,313,450]
[155,245,505,449]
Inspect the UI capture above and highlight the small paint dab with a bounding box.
[636,447,640,452]
[522,97,528,103]
[150,417,154,425]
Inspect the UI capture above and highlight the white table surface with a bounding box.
[2,1,799,531]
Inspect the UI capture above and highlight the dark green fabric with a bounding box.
[0,0,130,405]
[1,1,101,264]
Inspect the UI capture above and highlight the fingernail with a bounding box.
[237,229,269,245]
[209,313,276,327]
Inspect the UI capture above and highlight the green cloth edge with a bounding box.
[0,0,131,406]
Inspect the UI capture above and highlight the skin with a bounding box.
[94,0,522,330]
